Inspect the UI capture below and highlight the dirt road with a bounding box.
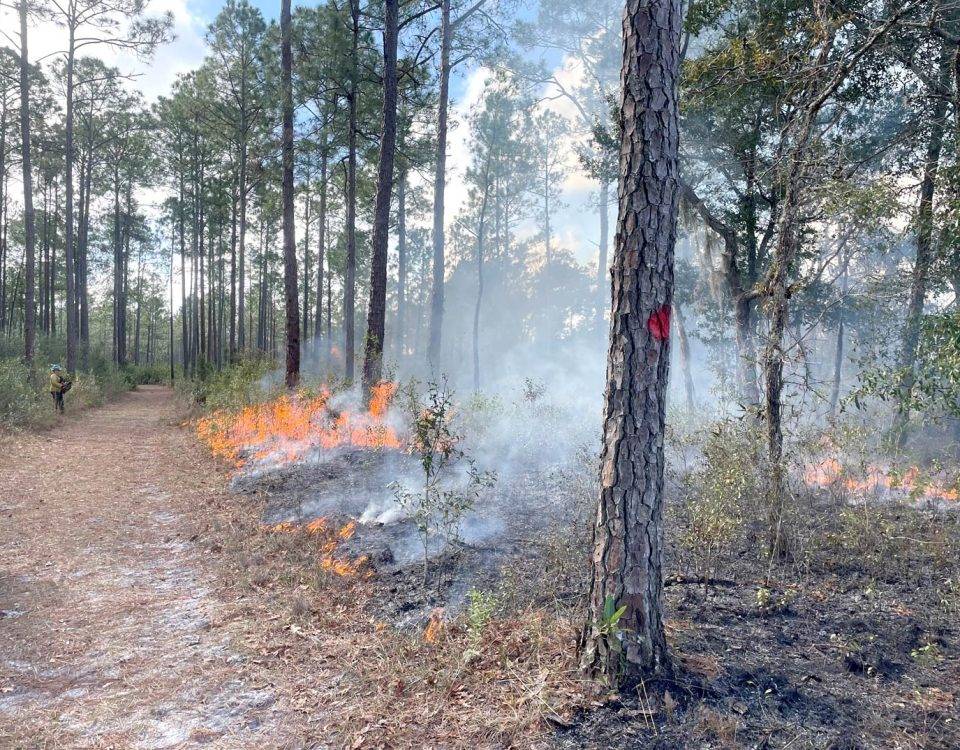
[0,386,292,749]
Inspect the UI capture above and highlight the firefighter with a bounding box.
[49,364,68,414]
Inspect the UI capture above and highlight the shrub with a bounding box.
[391,380,496,583]
[177,356,279,413]
[676,418,761,583]
[0,359,55,430]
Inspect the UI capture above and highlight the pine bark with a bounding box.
[344,0,360,380]
[581,0,682,687]
[281,0,300,388]
[362,0,399,400]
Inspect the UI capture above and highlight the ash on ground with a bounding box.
[232,444,591,627]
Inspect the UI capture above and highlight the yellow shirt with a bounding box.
[50,372,64,394]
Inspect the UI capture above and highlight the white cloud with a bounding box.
[0,0,208,103]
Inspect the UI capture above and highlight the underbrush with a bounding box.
[204,495,600,746]
[176,356,346,416]
[0,356,141,431]
[193,383,960,748]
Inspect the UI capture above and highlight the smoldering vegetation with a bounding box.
[193,294,960,746]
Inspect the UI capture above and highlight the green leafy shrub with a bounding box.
[0,359,55,430]
[178,356,278,413]
[677,419,761,582]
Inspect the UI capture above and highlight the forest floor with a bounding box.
[0,386,296,749]
[3,386,960,749]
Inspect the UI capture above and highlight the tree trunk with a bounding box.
[733,294,759,404]
[78,144,92,369]
[229,180,237,359]
[134,236,144,365]
[112,173,121,364]
[829,266,847,415]
[302,162,311,342]
[169,219,175,381]
[362,0,399,400]
[396,168,407,359]
[344,0,360,381]
[673,302,695,411]
[281,0,300,389]
[64,28,78,372]
[473,170,491,394]
[581,0,681,688]
[427,0,451,370]
[19,0,36,364]
[238,123,248,350]
[179,169,189,374]
[315,143,327,344]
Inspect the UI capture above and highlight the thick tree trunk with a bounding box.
[344,0,360,380]
[892,52,950,446]
[427,0,451,370]
[281,0,300,389]
[19,0,36,364]
[581,0,681,688]
[362,0,399,400]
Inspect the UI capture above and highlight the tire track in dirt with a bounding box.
[0,386,291,749]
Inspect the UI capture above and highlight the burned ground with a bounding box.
[2,385,957,748]
[218,409,960,748]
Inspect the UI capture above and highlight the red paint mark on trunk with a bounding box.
[647,305,671,341]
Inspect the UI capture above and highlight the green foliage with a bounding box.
[853,310,960,425]
[0,359,55,430]
[178,357,278,412]
[391,381,496,583]
[0,356,136,431]
[678,419,760,581]
[464,588,500,656]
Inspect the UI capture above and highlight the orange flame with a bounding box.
[196,383,401,469]
[424,608,445,644]
[804,458,959,502]
[264,516,369,578]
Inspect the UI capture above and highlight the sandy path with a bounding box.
[0,386,292,749]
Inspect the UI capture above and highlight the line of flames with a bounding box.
[196,381,401,469]
[804,457,959,502]
[266,517,370,578]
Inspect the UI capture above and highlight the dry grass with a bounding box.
[200,493,603,748]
